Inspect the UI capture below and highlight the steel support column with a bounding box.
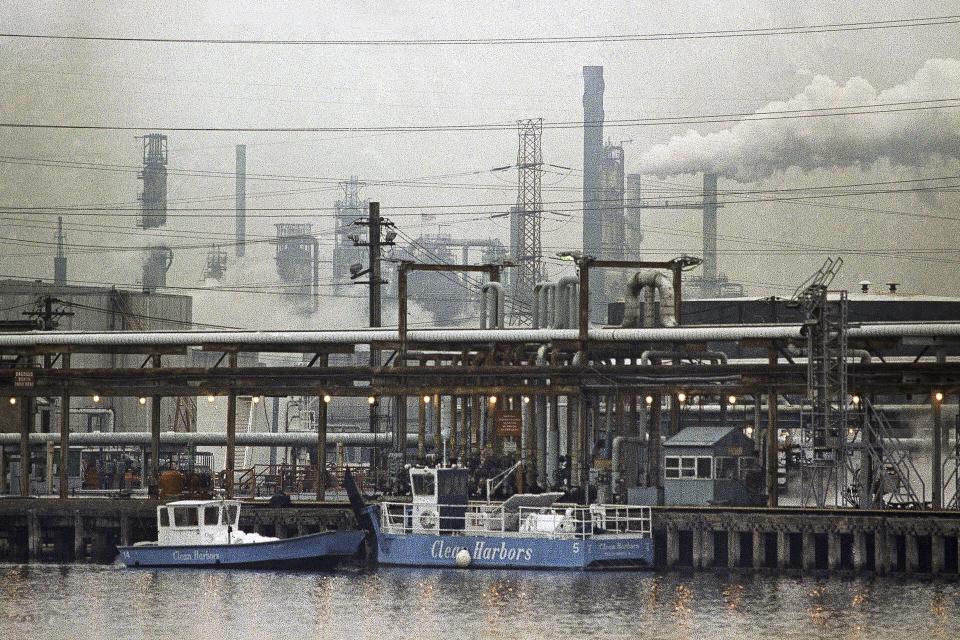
[59,353,71,499]
[225,352,237,499]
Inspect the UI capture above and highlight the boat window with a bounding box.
[438,472,468,498]
[204,506,219,525]
[173,506,199,527]
[696,457,713,480]
[226,504,238,525]
[159,508,170,527]
[412,474,435,498]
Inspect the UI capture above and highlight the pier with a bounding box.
[657,506,960,575]
[0,498,354,563]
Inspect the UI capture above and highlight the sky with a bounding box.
[0,1,958,329]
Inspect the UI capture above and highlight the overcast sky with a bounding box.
[1,2,958,328]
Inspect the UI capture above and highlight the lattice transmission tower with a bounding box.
[510,118,545,323]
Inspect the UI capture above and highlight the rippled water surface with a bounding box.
[2,564,960,640]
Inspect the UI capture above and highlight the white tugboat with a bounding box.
[117,499,365,569]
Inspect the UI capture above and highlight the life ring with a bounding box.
[419,510,438,530]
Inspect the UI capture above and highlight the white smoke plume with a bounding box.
[638,59,960,181]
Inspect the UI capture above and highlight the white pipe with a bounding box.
[622,270,677,328]
[4,322,960,348]
[0,431,422,447]
[70,408,115,433]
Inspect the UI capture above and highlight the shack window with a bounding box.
[159,508,170,527]
[204,506,219,525]
[412,473,435,498]
[666,456,713,480]
[226,505,238,525]
[173,507,199,527]
[665,457,680,479]
[696,457,712,480]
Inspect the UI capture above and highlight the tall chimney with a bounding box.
[702,173,718,288]
[582,65,604,320]
[236,144,246,258]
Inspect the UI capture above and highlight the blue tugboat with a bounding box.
[117,499,365,569]
[364,467,653,570]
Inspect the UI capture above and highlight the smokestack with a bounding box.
[236,144,246,258]
[625,173,643,260]
[54,216,66,286]
[582,65,604,320]
[702,173,718,288]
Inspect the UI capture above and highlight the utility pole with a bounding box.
[349,202,396,487]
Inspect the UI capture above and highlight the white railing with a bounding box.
[379,501,651,540]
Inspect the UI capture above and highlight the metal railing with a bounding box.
[379,501,651,540]
[223,463,381,497]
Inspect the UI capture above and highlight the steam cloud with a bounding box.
[638,58,960,181]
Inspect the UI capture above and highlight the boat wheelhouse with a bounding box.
[368,467,654,570]
[118,499,365,569]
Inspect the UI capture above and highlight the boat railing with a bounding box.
[379,501,651,540]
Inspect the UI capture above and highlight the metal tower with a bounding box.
[332,177,369,289]
[137,134,168,229]
[54,216,66,285]
[510,118,544,323]
[789,257,847,507]
[203,244,228,281]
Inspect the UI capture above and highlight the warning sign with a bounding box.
[495,410,522,438]
[14,370,34,389]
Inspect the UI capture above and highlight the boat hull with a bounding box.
[374,531,653,570]
[117,530,365,569]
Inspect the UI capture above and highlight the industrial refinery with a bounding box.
[1,4,960,639]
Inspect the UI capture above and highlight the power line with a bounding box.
[1,15,956,46]
[1,98,957,133]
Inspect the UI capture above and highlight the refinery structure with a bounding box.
[2,51,960,577]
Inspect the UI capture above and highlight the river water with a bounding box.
[2,564,959,640]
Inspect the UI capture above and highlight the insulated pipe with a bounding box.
[12,322,960,348]
[622,270,677,328]
[70,408,116,433]
[554,276,578,329]
[611,435,645,497]
[480,282,506,329]
[0,431,420,447]
[639,350,728,366]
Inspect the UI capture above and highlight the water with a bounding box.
[2,565,960,640]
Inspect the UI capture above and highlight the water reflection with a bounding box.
[2,565,960,640]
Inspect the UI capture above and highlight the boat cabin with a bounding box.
[157,499,241,546]
[409,467,470,533]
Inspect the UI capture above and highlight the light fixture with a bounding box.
[323,394,332,404]
[207,394,215,403]
[677,392,687,404]
[523,396,530,404]
[851,394,860,406]
[252,396,260,404]
[489,395,497,405]
[8,397,16,406]
[422,395,431,404]
[138,397,147,405]
[368,396,376,405]
[744,426,754,437]
[935,391,945,402]
[728,395,737,405]
[92,394,101,403]
[645,395,654,405]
